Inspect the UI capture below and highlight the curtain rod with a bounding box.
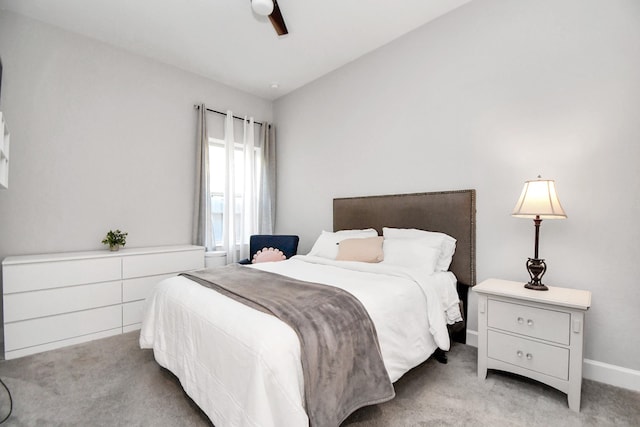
[194,104,266,127]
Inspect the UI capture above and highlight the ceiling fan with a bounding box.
[251,0,288,36]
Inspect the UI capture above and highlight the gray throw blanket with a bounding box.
[182,264,395,427]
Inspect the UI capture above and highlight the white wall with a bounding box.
[0,10,272,263]
[275,0,640,373]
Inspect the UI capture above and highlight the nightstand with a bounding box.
[474,278,591,412]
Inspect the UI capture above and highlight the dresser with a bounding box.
[2,245,204,360]
[474,278,591,412]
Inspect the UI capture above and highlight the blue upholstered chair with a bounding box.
[238,235,300,264]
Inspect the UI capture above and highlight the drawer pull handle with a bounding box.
[526,353,533,360]
[527,319,534,326]
[517,317,524,324]
[517,350,523,358]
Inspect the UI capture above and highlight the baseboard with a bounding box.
[465,329,478,348]
[465,329,640,392]
[583,359,640,392]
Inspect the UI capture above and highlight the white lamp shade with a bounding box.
[512,178,567,219]
[252,0,274,16]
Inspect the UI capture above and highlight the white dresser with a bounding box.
[2,245,204,359]
[475,278,591,412]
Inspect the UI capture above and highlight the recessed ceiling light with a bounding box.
[270,82,280,89]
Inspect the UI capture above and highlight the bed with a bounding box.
[140,189,476,427]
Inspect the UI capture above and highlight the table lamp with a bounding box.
[512,176,567,290]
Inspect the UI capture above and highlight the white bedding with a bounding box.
[139,255,461,427]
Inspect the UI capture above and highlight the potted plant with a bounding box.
[102,229,128,251]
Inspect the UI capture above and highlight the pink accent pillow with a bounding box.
[336,236,384,263]
[252,247,287,263]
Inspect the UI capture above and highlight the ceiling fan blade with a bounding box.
[268,0,288,35]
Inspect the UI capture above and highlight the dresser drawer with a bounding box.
[122,273,175,302]
[488,330,569,380]
[4,305,122,351]
[4,280,122,322]
[3,257,121,293]
[488,299,570,345]
[123,300,146,327]
[122,250,203,279]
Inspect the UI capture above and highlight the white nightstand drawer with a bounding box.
[488,330,569,380]
[488,299,570,345]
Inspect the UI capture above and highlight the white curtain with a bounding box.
[222,111,258,262]
[241,117,257,256]
[196,107,275,263]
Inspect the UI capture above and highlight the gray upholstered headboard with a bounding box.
[333,189,476,287]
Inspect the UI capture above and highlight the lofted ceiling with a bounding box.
[0,0,470,100]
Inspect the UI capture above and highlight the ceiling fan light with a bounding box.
[251,0,274,16]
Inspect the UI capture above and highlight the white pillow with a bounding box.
[382,239,440,272]
[308,229,378,259]
[382,227,456,271]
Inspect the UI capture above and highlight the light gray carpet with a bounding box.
[0,332,637,426]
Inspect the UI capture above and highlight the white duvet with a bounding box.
[139,255,461,427]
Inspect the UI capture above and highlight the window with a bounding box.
[208,137,262,249]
